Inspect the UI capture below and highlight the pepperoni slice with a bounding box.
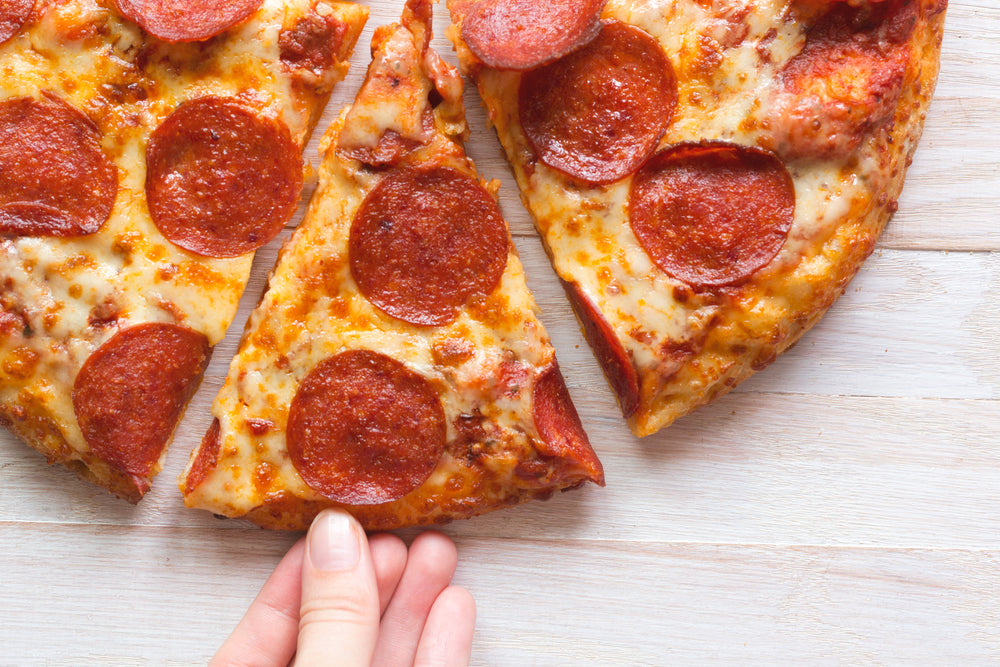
[287,350,446,506]
[0,0,32,45]
[519,21,676,186]
[73,323,210,478]
[183,418,221,494]
[532,363,605,485]
[0,96,117,237]
[114,0,263,43]
[562,280,639,418]
[280,12,349,73]
[461,0,606,71]
[628,143,795,288]
[146,97,302,258]
[349,166,508,327]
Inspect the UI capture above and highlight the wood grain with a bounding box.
[1,1,998,665]
[3,525,999,665]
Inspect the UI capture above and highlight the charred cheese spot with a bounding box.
[155,264,178,282]
[432,336,476,366]
[2,346,39,379]
[253,461,277,495]
[245,418,273,435]
[176,262,228,290]
[87,299,120,328]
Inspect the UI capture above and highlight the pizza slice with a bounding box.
[0,0,368,501]
[180,0,605,531]
[447,0,946,436]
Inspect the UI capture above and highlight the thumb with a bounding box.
[294,509,380,667]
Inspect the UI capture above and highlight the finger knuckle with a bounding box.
[299,594,375,631]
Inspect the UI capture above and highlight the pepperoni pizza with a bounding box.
[0,0,367,500]
[180,0,605,531]
[448,0,947,436]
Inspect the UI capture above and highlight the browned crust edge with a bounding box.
[236,481,585,532]
[0,365,211,504]
[629,0,948,436]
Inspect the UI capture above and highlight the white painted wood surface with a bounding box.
[2,2,998,664]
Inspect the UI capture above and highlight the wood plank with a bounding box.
[0,524,296,666]
[465,541,1000,665]
[2,525,998,665]
[528,247,1000,401]
[933,0,1000,101]
[4,392,998,551]
[887,97,1000,251]
[881,0,1000,251]
[731,250,1000,399]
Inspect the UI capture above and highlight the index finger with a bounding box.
[211,538,305,667]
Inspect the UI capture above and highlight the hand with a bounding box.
[212,509,476,667]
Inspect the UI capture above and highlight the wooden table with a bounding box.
[3,1,998,664]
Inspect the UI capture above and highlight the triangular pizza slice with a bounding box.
[181,0,604,531]
[0,0,369,500]
[447,0,946,436]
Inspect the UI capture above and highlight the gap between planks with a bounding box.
[3,520,1000,556]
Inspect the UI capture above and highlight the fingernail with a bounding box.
[309,511,360,572]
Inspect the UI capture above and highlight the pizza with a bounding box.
[0,0,368,501]
[179,0,605,531]
[446,0,947,436]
